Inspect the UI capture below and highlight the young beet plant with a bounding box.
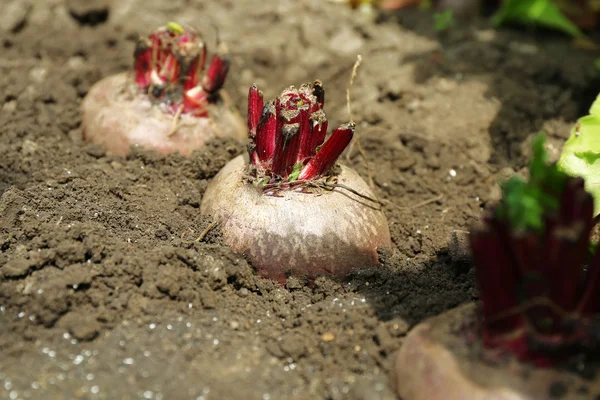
[81,22,245,156]
[393,136,600,400]
[201,82,391,282]
[470,135,600,366]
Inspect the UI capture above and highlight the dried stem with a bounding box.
[181,221,218,244]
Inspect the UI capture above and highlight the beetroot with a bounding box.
[81,22,245,156]
[394,136,600,400]
[200,82,391,282]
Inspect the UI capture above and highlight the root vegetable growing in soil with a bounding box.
[395,135,600,400]
[81,22,245,156]
[201,81,391,282]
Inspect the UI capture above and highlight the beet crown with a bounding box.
[470,135,600,366]
[247,82,355,183]
[134,22,229,117]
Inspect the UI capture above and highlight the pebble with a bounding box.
[321,332,335,342]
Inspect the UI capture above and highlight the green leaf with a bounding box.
[491,0,585,39]
[498,134,567,232]
[433,10,455,32]
[288,163,303,182]
[167,21,185,35]
[589,92,600,117]
[558,93,600,216]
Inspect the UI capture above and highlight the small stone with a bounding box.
[321,332,335,342]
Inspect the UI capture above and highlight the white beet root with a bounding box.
[200,155,392,282]
[81,72,246,156]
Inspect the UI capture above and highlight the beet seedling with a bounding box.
[200,81,391,282]
[395,136,600,400]
[81,22,245,156]
[471,135,600,366]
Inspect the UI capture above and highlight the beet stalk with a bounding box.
[81,22,245,156]
[201,81,391,282]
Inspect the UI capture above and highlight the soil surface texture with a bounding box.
[0,0,598,399]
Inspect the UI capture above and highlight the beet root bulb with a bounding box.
[201,81,391,281]
[82,73,245,156]
[201,155,391,281]
[81,22,245,156]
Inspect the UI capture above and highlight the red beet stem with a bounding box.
[182,88,209,115]
[248,84,263,140]
[202,42,230,94]
[551,222,591,311]
[549,180,594,312]
[134,39,153,88]
[182,44,207,92]
[577,250,600,314]
[275,123,301,177]
[272,92,302,176]
[255,101,277,163]
[248,81,354,180]
[296,108,313,164]
[470,228,525,335]
[132,24,230,117]
[511,232,543,298]
[298,122,354,181]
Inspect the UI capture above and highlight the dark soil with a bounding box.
[0,0,597,399]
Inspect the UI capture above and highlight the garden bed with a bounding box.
[0,0,598,398]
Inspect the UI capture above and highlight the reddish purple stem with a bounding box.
[298,123,354,181]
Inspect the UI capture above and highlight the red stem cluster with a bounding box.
[247,82,354,182]
[134,24,229,117]
[470,177,600,366]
